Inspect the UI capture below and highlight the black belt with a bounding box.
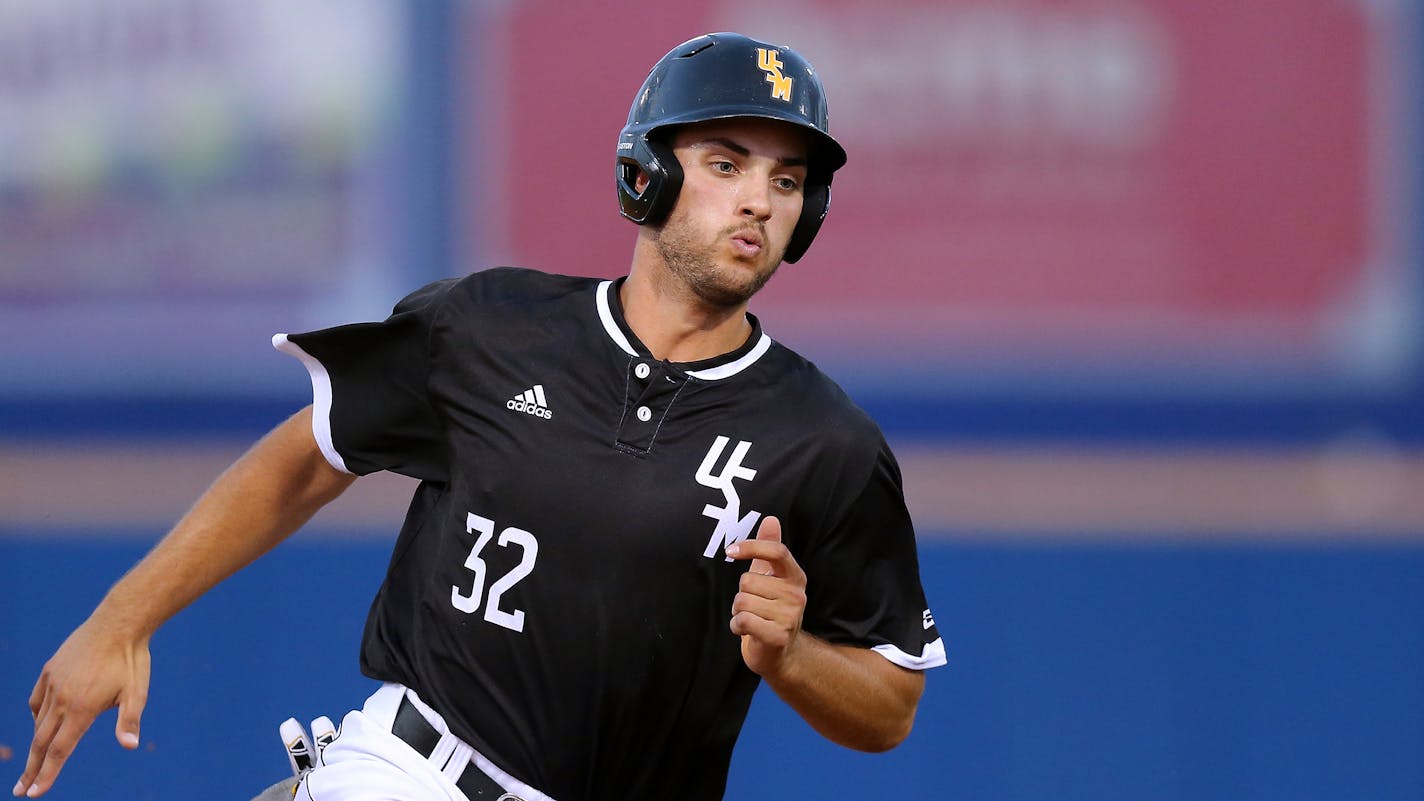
[392,695,521,800]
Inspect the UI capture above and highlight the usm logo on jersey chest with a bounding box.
[696,436,762,561]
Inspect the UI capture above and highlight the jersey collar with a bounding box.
[596,278,772,381]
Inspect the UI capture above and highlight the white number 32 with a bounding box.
[451,512,539,632]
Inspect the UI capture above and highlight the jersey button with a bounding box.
[636,405,652,422]
[635,363,651,379]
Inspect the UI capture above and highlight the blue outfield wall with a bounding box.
[3,535,1422,801]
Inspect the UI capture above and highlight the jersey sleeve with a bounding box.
[800,440,946,670]
[272,279,454,482]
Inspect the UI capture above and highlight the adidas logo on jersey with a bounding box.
[507,384,553,419]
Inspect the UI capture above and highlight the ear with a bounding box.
[634,168,650,193]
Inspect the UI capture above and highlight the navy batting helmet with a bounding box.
[616,32,847,264]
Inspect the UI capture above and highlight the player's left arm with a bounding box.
[726,516,925,752]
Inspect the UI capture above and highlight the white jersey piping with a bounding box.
[685,333,772,380]
[595,280,638,356]
[873,637,948,670]
[272,333,352,475]
[595,280,773,380]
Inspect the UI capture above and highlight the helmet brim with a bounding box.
[630,108,847,177]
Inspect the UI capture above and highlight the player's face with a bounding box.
[652,118,809,308]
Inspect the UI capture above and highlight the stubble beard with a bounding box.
[653,211,784,309]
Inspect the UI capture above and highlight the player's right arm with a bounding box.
[13,406,355,799]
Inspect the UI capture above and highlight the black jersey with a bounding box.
[274,267,945,801]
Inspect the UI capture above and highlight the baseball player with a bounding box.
[16,32,946,801]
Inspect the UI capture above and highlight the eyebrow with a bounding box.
[696,136,808,168]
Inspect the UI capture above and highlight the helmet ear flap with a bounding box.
[783,182,830,264]
[617,137,683,225]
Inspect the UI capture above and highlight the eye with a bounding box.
[711,160,737,174]
[773,176,801,192]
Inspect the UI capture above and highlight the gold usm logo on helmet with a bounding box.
[756,48,793,102]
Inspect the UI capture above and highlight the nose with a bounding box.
[737,176,773,221]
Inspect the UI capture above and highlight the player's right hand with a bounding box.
[14,617,151,798]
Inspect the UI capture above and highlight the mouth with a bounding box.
[728,229,765,258]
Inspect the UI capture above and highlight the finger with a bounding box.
[731,590,790,622]
[21,711,96,798]
[725,540,804,583]
[27,671,54,721]
[18,682,52,792]
[729,611,788,646]
[18,692,61,795]
[757,516,784,576]
[755,515,782,544]
[114,683,146,750]
[735,571,806,603]
[746,516,780,574]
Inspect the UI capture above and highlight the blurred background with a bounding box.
[2,1,1421,799]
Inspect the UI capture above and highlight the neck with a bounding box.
[621,245,754,363]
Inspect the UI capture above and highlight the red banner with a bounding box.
[467,1,1409,384]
